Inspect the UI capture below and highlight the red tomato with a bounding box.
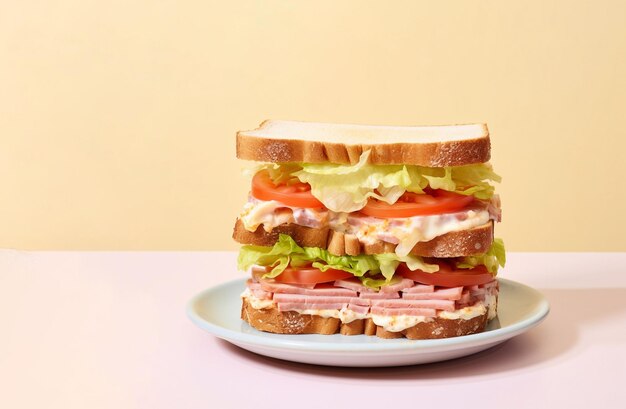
[360,190,474,218]
[251,170,324,209]
[396,262,495,287]
[273,266,353,284]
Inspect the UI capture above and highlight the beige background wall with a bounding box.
[1,1,625,251]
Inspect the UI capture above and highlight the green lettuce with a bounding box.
[239,235,507,289]
[456,238,506,273]
[237,234,438,289]
[451,165,502,199]
[254,150,500,212]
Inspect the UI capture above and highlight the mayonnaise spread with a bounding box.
[240,198,492,256]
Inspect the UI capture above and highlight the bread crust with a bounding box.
[233,219,494,258]
[236,123,491,167]
[232,220,329,248]
[237,135,491,167]
[241,298,490,339]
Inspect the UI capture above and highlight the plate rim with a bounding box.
[186,277,550,354]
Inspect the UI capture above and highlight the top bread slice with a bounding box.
[237,120,491,167]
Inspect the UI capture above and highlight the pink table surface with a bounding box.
[1,251,625,409]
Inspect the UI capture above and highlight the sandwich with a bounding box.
[233,120,505,339]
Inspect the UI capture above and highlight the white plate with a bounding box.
[187,278,549,367]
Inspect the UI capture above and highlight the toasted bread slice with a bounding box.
[232,221,329,248]
[237,120,490,167]
[241,298,490,339]
[233,219,493,258]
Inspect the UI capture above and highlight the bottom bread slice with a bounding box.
[241,298,492,340]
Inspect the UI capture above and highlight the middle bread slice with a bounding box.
[233,219,493,258]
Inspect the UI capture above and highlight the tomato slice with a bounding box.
[396,262,495,287]
[251,170,324,209]
[272,266,353,284]
[361,190,474,218]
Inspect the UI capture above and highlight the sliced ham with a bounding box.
[251,289,272,300]
[259,281,357,297]
[248,275,499,318]
[349,297,371,306]
[347,304,370,314]
[458,290,471,304]
[379,278,415,293]
[402,286,463,301]
[370,306,437,317]
[334,278,374,293]
[246,280,263,291]
[359,291,400,300]
[278,302,346,312]
[370,298,455,311]
[402,284,435,294]
[273,293,355,304]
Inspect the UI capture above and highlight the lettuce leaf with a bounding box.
[451,165,502,200]
[360,275,401,290]
[239,234,506,290]
[292,151,412,212]
[456,238,506,273]
[260,150,501,212]
[237,234,439,288]
[373,252,439,281]
[236,234,304,277]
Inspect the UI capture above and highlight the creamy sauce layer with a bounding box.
[371,314,433,332]
[240,198,492,257]
[240,288,274,309]
[289,308,369,324]
[437,304,486,320]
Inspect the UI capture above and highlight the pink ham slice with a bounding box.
[247,281,263,291]
[359,291,400,300]
[458,290,471,305]
[277,302,371,314]
[347,304,370,314]
[251,277,498,315]
[401,286,463,301]
[334,278,375,293]
[246,280,273,299]
[370,298,455,311]
[370,306,437,317]
[379,278,415,293]
[278,303,346,312]
[349,298,371,306]
[402,284,435,294]
[251,289,272,300]
[273,293,355,304]
[259,281,357,297]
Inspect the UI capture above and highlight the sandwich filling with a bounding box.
[239,233,504,332]
[240,196,499,257]
[239,234,505,286]
[241,275,499,333]
[252,149,501,213]
[240,149,502,256]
